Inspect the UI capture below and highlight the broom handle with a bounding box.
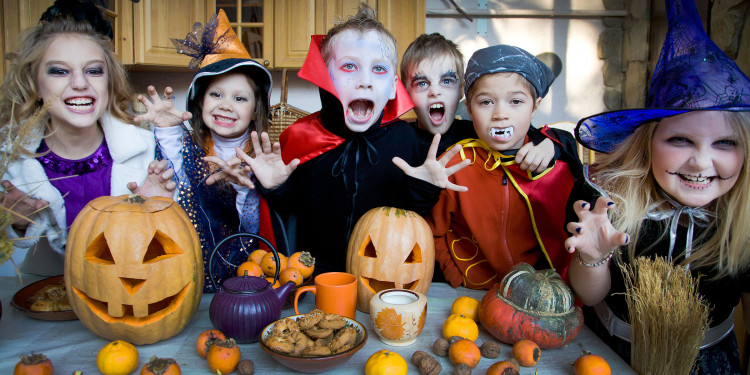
[280,68,288,104]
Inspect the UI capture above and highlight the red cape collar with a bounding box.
[281,35,413,164]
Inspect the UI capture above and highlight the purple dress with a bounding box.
[36,139,113,230]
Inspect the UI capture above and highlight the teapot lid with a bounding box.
[221,275,270,295]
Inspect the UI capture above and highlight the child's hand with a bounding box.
[204,156,251,186]
[127,159,176,198]
[0,180,48,230]
[392,133,471,192]
[516,138,554,173]
[565,196,629,262]
[134,85,192,128]
[207,131,299,190]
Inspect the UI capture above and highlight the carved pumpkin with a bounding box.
[64,194,203,345]
[478,263,583,348]
[346,207,434,313]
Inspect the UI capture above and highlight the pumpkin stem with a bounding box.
[125,194,146,204]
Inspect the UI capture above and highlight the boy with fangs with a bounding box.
[428,44,584,289]
[401,32,557,172]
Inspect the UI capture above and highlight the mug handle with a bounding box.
[293,285,316,315]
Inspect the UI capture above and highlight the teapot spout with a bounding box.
[276,281,296,303]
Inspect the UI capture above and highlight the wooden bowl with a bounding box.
[259,314,368,373]
[11,275,77,321]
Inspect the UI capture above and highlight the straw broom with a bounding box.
[0,102,50,272]
[621,256,710,375]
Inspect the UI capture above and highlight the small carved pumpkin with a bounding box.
[346,207,434,313]
[478,263,583,348]
[64,194,203,345]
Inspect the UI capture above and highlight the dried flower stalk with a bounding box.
[0,102,49,267]
[621,256,710,375]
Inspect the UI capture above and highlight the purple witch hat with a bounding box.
[576,0,750,153]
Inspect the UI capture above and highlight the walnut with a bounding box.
[449,336,464,344]
[412,350,430,366]
[237,359,254,375]
[454,363,472,375]
[480,341,501,359]
[432,337,450,357]
[418,355,442,375]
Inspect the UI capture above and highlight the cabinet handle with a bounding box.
[264,60,270,66]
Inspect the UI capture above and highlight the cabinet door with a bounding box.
[377,0,425,64]
[273,0,318,68]
[273,0,377,68]
[132,0,208,66]
[1,0,55,76]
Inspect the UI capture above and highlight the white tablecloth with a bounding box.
[0,275,635,374]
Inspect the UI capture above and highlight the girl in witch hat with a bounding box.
[565,0,750,372]
[134,10,276,292]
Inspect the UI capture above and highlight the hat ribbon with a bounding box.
[644,195,713,271]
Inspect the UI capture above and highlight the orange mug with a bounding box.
[293,272,357,319]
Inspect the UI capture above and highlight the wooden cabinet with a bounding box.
[127,0,210,66]
[0,0,424,75]
[1,0,57,77]
[219,0,424,69]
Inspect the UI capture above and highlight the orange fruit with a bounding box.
[265,277,281,288]
[364,349,408,375]
[207,338,241,375]
[260,252,287,277]
[279,267,304,286]
[512,339,541,367]
[195,329,226,359]
[574,354,611,375]
[248,249,268,265]
[13,353,53,375]
[442,313,479,341]
[96,340,139,375]
[487,359,520,375]
[448,338,481,368]
[287,251,315,279]
[450,296,480,322]
[236,261,263,277]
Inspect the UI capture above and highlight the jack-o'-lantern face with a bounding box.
[64,195,203,345]
[346,207,435,313]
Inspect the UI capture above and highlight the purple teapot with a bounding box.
[208,233,295,343]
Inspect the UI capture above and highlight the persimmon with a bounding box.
[451,296,480,322]
[442,313,479,341]
[13,352,53,375]
[236,261,263,277]
[279,267,304,286]
[196,329,227,359]
[512,339,540,367]
[207,338,241,375]
[248,249,268,265]
[287,251,315,279]
[574,354,611,375]
[260,252,287,277]
[140,356,181,375]
[265,277,281,288]
[448,338,481,368]
[97,340,139,375]
[486,359,520,375]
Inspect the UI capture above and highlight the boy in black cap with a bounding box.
[429,44,583,289]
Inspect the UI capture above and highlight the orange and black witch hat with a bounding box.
[171,9,272,116]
